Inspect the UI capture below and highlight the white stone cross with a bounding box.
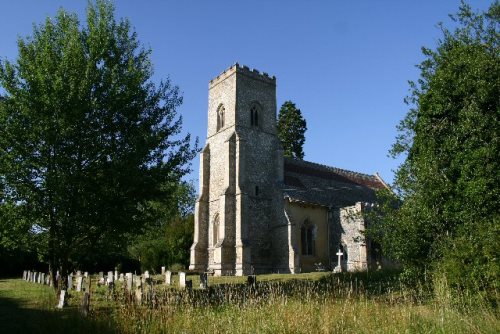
[336,249,344,267]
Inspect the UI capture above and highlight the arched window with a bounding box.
[212,214,220,246]
[250,105,259,127]
[216,104,225,131]
[301,220,316,256]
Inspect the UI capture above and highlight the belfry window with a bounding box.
[301,221,316,256]
[217,104,225,131]
[250,105,259,127]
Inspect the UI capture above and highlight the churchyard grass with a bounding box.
[2,272,498,333]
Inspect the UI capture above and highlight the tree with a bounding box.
[0,1,197,289]
[369,1,499,291]
[277,101,307,159]
[127,181,196,272]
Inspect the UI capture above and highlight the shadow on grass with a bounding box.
[0,291,116,333]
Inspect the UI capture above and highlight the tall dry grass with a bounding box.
[80,272,499,333]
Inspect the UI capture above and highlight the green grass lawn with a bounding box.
[0,279,115,333]
[1,275,498,333]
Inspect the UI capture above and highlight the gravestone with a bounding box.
[40,273,45,285]
[98,272,105,285]
[80,292,90,317]
[114,270,118,282]
[76,276,83,292]
[68,275,73,291]
[84,271,89,278]
[107,271,114,285]
[126,273,133,291]
[165,271,172,285]
[247,275,257,290]
[23,271,27,280]
[333,249,344,273]
[45,275,50,285]
[57,290,66,309]
[161,266,166,275]
[119,273,124,282]
[199,273,208,289]
[179,272,186,289]
[134,276,143,305]
[185,280,193,292]
[76,270,82,277]
[144,271,150,279]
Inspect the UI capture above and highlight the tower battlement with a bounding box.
[209,63,276,89]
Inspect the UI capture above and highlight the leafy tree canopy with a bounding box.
[277,101,307,160]
[369,1,499,291]
[0,0,197,286]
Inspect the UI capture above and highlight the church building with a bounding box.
[189,64,389,276]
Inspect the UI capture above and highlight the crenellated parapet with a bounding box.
[209,63,276,89]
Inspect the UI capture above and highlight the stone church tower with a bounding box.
[189,64,288,276]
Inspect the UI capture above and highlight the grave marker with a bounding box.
[57,290,66,309]
[200,273,208,289]
[334,248,344,273]
[76,276,83,292]
[126,273,133,291]
[179,272,186,289]
[107,271,114,285]
[165,271,172,285]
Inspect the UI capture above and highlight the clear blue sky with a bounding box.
[0,1,493,188]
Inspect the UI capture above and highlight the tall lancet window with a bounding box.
[212,214,220,246]
[301,220,316,256]
[217,104,225,131]
[250,105,259,127]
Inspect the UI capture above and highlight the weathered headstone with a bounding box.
[40,273,45,285]
[165,271,172,285]
[76,270,82,277]
[126,273,133,291]
[161,266,166,275]
[76,276,83,292]
[98,272,104,285]
[179,272,186,289]
[84,271,89,278]
[134,276,143,305]
[68,275,73,290]
[80,292,90,317]
[247,275,257,290]
[199,273,208,289]
[23,271,27,280]
[107,271,114,285]
[144,271,150,279]
[57,290,66,309]
[119,273,124,282]
[114,269,118,282]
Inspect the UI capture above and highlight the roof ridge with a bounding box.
[284,157,377,180]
